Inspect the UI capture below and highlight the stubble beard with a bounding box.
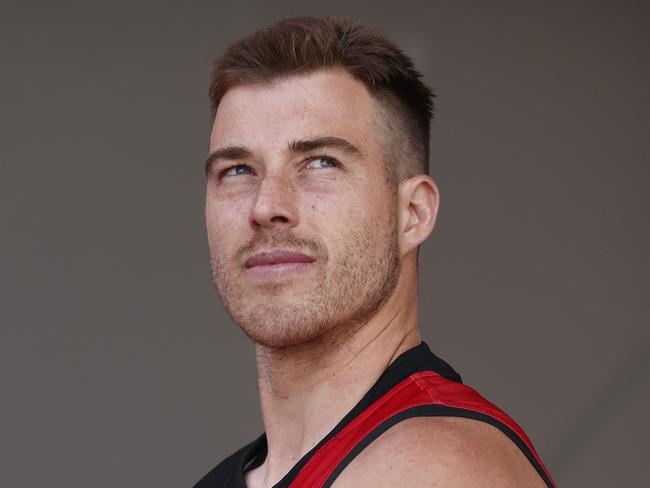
[209,209,401,350]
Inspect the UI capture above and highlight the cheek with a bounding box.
[304,188,383,244]
[205,192,250,251]
[303,190,356,227]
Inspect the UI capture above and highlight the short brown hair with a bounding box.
[208,16,434,183]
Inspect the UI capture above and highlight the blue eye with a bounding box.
[221,164,254,178]
[305,157,338,170]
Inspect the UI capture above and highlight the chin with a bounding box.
[229,302,333,350]
[226,294,386,353]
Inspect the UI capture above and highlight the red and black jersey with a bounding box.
[194,342,557,487]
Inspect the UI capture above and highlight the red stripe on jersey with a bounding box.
[289,370,556,487]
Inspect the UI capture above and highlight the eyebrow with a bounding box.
[204,146,254,174]
[288,136,363,157]
[204,136,363,174]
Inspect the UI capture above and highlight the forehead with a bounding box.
[210,69,381,155]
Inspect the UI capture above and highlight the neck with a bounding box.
[250,268,421,486]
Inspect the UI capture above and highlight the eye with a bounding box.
[220,164,254,178]
[304,156,339,170]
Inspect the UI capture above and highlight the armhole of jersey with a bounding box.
[321,404,556,488]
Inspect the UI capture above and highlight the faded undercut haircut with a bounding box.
[208,16,434,185]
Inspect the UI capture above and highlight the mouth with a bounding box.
[244,249,316,279]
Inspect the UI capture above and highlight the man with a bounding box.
[196,16,556,488]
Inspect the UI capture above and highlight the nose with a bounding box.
[250,173,299,230]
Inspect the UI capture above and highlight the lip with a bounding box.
[244,250,316,268]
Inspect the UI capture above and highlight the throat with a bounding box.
[251,328,422,486]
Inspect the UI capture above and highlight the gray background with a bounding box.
[2,0,648,486]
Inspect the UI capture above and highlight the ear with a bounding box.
[397,175,440,256]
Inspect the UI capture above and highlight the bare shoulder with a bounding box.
[331,416,547,488]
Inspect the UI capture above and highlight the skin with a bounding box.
[205,68,545,487]
[332,417,548,487]
[206,69,403,352]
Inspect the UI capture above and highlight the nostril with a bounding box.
[271,216,290,223]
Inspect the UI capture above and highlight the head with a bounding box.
[205,16,439,349]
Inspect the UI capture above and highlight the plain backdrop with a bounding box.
[1,1,648,486]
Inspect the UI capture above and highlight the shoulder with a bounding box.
[332,416,547,488]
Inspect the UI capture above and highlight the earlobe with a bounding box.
[398,175,440,254]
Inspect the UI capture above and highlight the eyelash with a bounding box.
[217,156,340,180]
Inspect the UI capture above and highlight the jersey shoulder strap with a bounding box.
[288,370,557,488]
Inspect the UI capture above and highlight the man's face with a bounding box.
[205,69,401,349]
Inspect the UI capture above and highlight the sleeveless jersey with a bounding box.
[193,342,556,487]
